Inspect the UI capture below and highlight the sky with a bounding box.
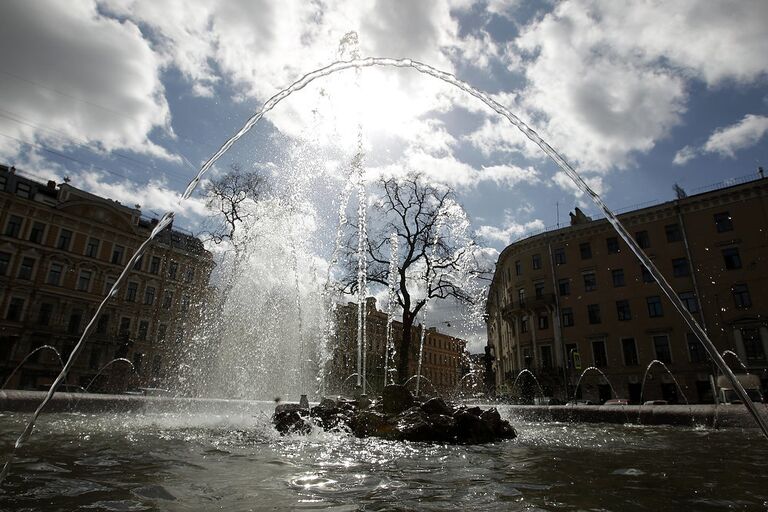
[1,0,767,352]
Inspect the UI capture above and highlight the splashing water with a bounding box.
[509,369,547,401]
[1,345,66,390]
[383,232,399,386]
[83,358,137,393]
[572,367,620,404]
[5,51,767,485]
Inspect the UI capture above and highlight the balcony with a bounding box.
[501,293,556,317]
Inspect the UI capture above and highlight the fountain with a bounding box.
[0,345,67,391]
[1,43,768,509]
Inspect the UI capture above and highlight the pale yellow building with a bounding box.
[0,164,213,391]
[486,174,768,403]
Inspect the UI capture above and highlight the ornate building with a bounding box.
[486,174,768,403]
[0,164,213,391]
[328,297,467,396]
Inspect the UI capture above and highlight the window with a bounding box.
[168,261,178,280]
[118,317,131,338]
[0,252,10,276]
[606,236,619,254]
[592,340,607,367]
[133,255,143,271]
[104,276,116,296]
[77,270,92,291]
[635,230,650,249]
[180,294,190,313]
[144,286,156,306]
[562,308,574,327]
[57,229,73,250]
[6,298,25,321]
[184,267,195,283]
[15,182,31,198]
[5,215,22,237]
[47,262,64,285]
[622,338,638,366]
[647,296,663,317]
[111,245,125,265]
[587,304,601,324]
[687,333,706,363]
[157,324,167,341]
[641,265,654,283]
[520,316,528,333]
[714,211,733,233]
[149,256,161,274]
[125,282,138,302]
[18,257,34,280]
[583,272,597,292]
[579,242,592,259]
[558,278,571,296]
[162,291,174,309]
[133,352,144,374]
[85,238,100,258]
[672,258,690,277]
[29,222,45,244]
[722,247,741,270]
[653,335,672,363]
[517,288,525,306]
[538,313,548,330]
[554,248,566,265]
[616,300,631,321]
[89,348,102,370]
[138,320,149,341]
[612,268,625,287]
[665,224,682,242]
[732,283,752,308]
[534,281,545,298]
[96,314,110,334]
[679,291,699,313]
[566,343,578,369]
[67,310,82,334]
[742,328,765,361]
[515,260,522,276]
[540,345,553,368]
[38,303,53,326]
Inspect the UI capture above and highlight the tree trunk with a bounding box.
[398,313,414,384]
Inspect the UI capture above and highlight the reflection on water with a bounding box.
[1,404,767,511]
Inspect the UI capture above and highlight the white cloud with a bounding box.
[703,115,768,158]
[673,114,768,165]
[0,0,177,162]
[368,149,540,190]
[502,0,768,172]
[477,209,545,246]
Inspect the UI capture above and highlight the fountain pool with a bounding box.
[1,405,766,511]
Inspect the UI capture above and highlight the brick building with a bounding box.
[328,297,467,396]
[0,164,213,391]
[486,174,768,404]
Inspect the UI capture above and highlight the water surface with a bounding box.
[1,404,766,511]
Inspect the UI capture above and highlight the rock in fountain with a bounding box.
[272,385,516,444]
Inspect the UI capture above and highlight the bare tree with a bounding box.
[203,163,270,247]
[339,174,487,383]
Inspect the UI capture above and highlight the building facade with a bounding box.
[486,175,768,404]
[0,165,213,392]
[328,297,467,396]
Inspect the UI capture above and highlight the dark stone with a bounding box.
[421,397,453,416]
[273,410,311,435]
[454,410,495,444]
[382,385,414,415]
[396,407,434,442]
[350,411,390,438]
[480,407,517,439]
[465,406,483,417]
[275,403,304,415]
[427,413,457,442]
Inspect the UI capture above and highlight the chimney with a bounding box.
[365,296,377,312]
[47,180,56,190]
[9,166,15,174]
[569,207,592,226]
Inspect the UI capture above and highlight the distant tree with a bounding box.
[203,163,270,248]
[339,174,487,384]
